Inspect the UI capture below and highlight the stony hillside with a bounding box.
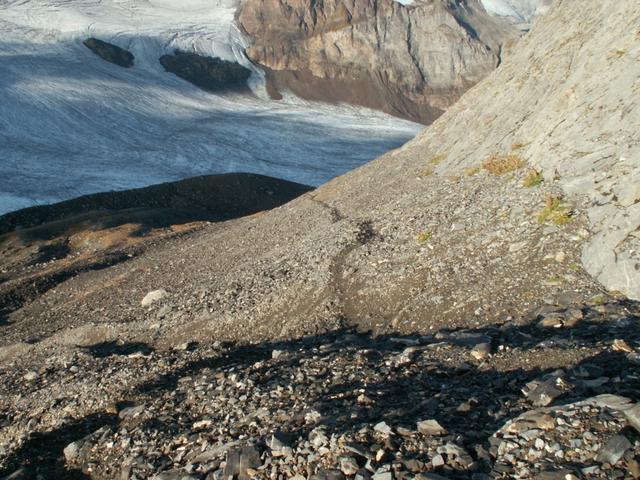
[1,0,639,478]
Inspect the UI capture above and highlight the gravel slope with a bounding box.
[0,0,639,478]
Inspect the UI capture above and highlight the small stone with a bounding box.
[118,405,146,420]
[310,470,346,480]
[627,458,640,478]
[63,441,81,463]
[223,446,261,480]
[524,378,566,406]
[396,426,414,437]
[141,289,168,307]
[344,443,372,459]
[470,342,491,360]
[371,472,392,480]
[374,421,393,436]
[457,398,478,413]
[431,454,445,467]
[354,471,372,480]
[153,471,198,480]
[23,371,38,382]
[310,428,329,448]
[537,313,565,329]
[340,457,360,476]
[627,353,640,365]
[624,403,640,432]
[267,431,291,451]
[596,434,631,465]
[612,339,634,353]
[533,471,574,480]
[272,349,285,359]
[416,419,447,436]
[174,341,195,351]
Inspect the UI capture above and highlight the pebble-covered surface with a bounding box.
[1,298,639,479]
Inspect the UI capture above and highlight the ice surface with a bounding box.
[0,0,421,215]
[480,0,550,22]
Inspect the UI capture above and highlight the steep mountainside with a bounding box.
[1,0,639,478]
[238,0,520,123]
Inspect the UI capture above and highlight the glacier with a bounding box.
[0,0,421,215]
[479,0,551,22]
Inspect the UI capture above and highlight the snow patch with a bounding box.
[480,0,550,22]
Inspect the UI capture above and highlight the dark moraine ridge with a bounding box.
[83,37,135,68]
[159,51,252,92]
[0,173,312,236]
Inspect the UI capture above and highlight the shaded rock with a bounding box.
[596,434,631,465]
[373,421,393,436]
[470,342,491,360]
[623,403,640,433]
[63,441,81,463]
[417,419,447,436]
[223,447,262,480]
[152,471,198,480]
[83,38,134,68]
[141,289,168,307]
[311,470,346,480]
[533,471,576,480]
[339,456,360,476]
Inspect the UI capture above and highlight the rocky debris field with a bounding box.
[1,297,639,479]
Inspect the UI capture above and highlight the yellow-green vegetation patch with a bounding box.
[511,141,530,150]
[464,166,481,177]
[482,154,525,175]
[417,167,434,178]
[590,294,607,305]
[416,231,432,244]
[523,169,543,187]
[544,276,563,286]
[538,195,573,226]
[429,153,447,165]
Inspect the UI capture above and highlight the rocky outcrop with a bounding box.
[83,38,134,68]
[410,0,640,300]
[238,0,520,124]
[159,51,252,92]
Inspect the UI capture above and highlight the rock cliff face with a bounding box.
[238,0,519,123]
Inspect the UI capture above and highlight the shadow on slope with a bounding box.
[3,298,634,478]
